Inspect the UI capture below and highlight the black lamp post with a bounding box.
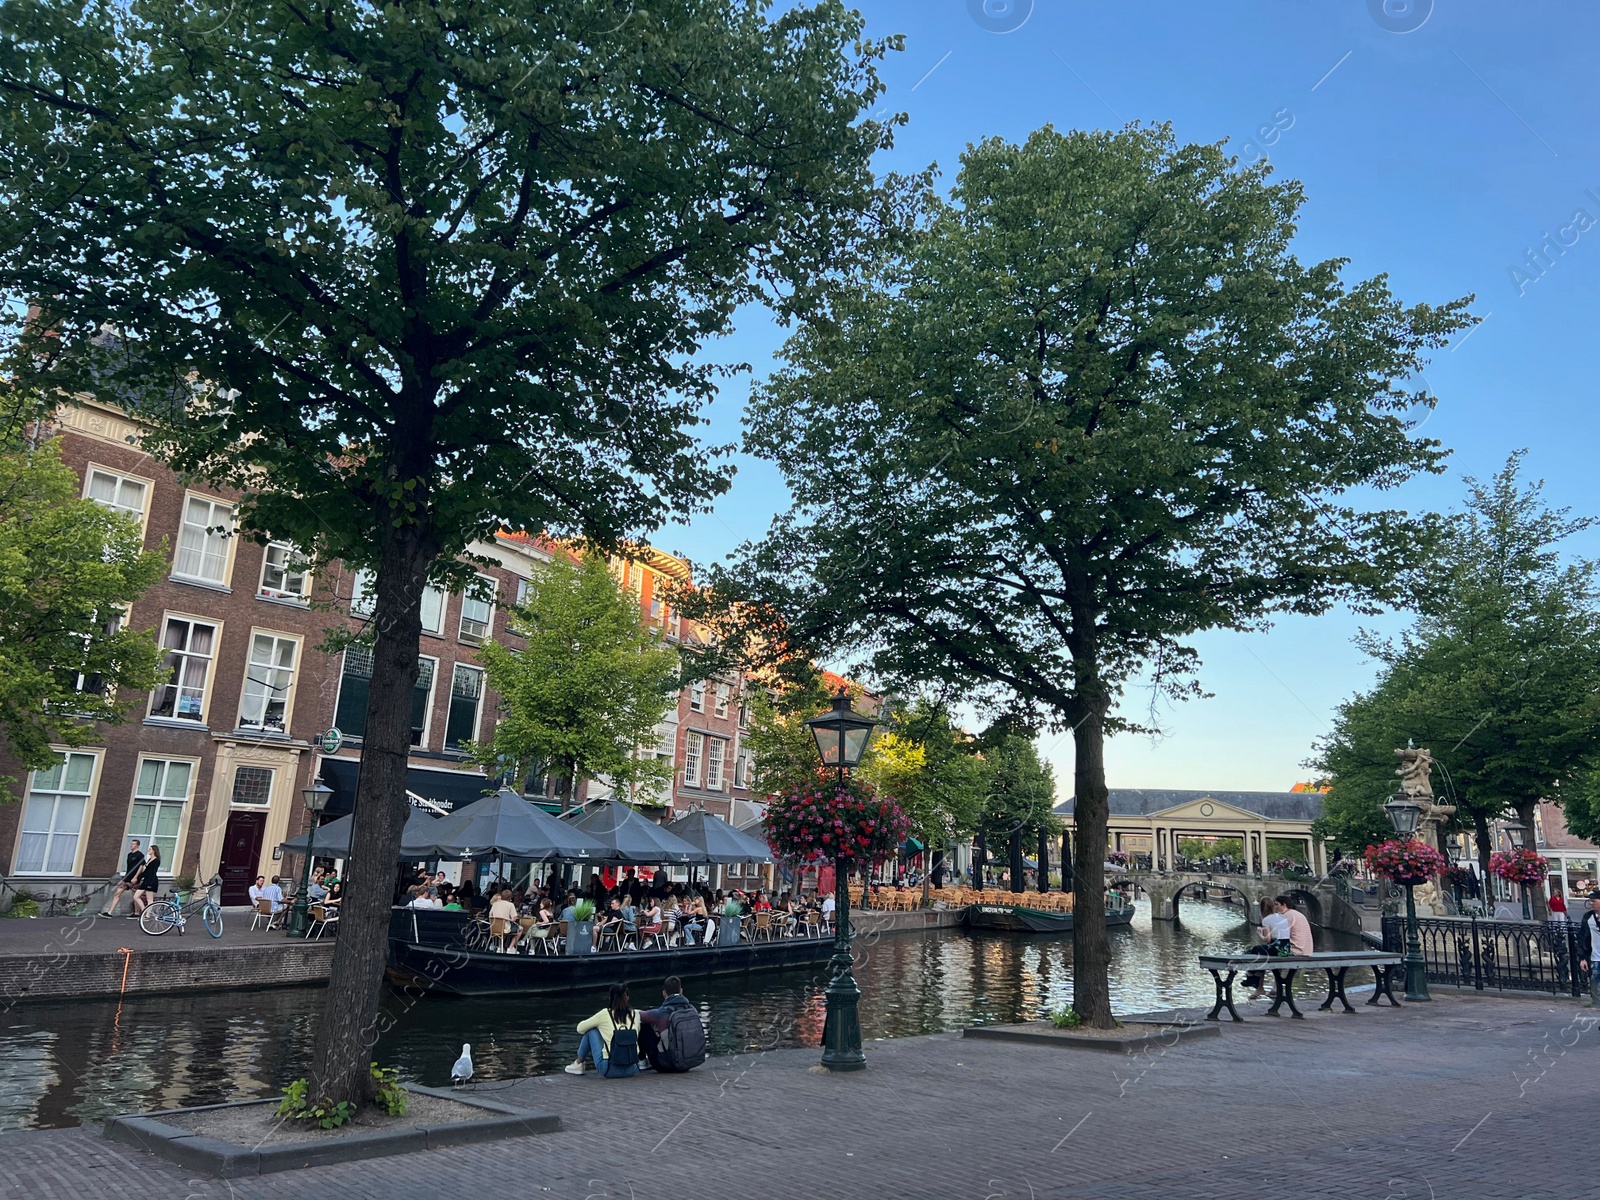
[804,689,879,1072]
[1504,820,1532,918]
[286,777,333,937]
[1383,794,1430,1002]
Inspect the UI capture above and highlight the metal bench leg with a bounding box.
[1366,963,1402,1007]
[1206,969,1243,1022]
[1318,966,1356,1013]
[1266,968,1304,1018]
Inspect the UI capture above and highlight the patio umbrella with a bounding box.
[664,809,773,865]
[417,788,607,861]
[567,800,704,864]
[278,808,441,860]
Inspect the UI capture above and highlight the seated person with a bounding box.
[323,881,344,909]
[564,984,640,1078]
[264,875,287,913]
[488,888,519,947]
[640,976,706,1073]
[638,899,664,941]
[305,868,329,904]
[248,875,268,907]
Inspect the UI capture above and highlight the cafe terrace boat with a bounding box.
[963,900,1137,934]
[386,908,836,997]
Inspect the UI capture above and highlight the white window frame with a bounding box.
[258,540,311,603]
[128,756,196,871]
[83,464,152,535]
[706,738,726,791]
[64,605,127,696]
[734,747,751,789]
[683,731,703,788]
[420,583,446,635]
[350,568,377,617]
[172,492,236,586]
[689,682,705,713]
[14,750,100,875]
[714,683,730,719]
[458,574,496,644]
[230,764,275,808]
[238,630,300,733]
[413,654,439,748]
[148,614,221,724]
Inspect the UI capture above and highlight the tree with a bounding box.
[0,0,896,1105]
[1311,455,1600,905]
[471,552,679,807]
[711,125,1471,1025]
[743,671,851,801]
[978,734,1058,842]
[0,390,164,798]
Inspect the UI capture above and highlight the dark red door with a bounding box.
[220,811,267,906]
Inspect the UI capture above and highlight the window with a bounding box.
[258,541,310,602]
[738,700,751,730]
[411,657,437,746]
[350,569,376,617]
[459,575,495,644]
[734,748,752,789]
[85,467,149,527]
[14,752,96,874]
[173,495,234,584]
[334,646,433,743]
[445,664,483,750]
[149,617,218,722]
[239,633,298,732]
[515,577,532,607]
[650,596,663,621]
[689,682,705,713]
[683,731,703,788]
[60,607,125,696]
[231,765,274,806]
[714,683,730,719]
[706,738,726,791]
[130,758,192,867]
[420,584,445,635]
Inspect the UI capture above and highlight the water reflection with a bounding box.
[1,901,1330,1130]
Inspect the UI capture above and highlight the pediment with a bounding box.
[1147,797,1266,823]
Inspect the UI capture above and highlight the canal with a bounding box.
[0,901,1345,1130]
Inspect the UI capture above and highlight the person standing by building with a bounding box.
[101,839,146,917]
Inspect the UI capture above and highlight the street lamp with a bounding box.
[804,689,880,1072]
[1384,794,1430,1002]
[1503,820,1532,917]
[286,777,334,937]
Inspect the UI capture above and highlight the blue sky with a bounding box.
[664,0,1600,795]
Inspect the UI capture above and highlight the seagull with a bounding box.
[451,1043,474,1086]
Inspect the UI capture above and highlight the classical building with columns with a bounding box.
[1054,788,1328,875]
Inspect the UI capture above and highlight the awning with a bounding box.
[278,808,441,859]
[566,800,704,864]
[664,810,773,865]
[318,757,494,817]
[416,788,609,862]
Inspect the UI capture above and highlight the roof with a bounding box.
[1054,789,1325,822]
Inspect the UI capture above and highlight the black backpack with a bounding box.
[605,1022,640,1076]
[661,1003,707,1072]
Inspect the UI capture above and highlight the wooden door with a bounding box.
[220,810,267,905]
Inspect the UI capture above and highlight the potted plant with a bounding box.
[1488,848,1549,888]
[718,897,744,946]
[1363,839,1448,886]
[566,899,596,956]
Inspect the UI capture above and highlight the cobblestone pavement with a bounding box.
[2,991,1595,1199]
[0,909,291,956]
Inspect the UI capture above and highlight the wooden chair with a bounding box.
[307,903,338,939]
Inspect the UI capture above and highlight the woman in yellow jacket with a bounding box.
[565,983,640,1077]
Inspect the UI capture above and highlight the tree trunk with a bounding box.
[1037,827,1050,893]
[1472,810,1493,894]
[307,525,434,1109]
[1070,701,1115,1028]
[1514,799,1547,920]
[1008,826,1024,894]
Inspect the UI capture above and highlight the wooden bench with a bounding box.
[1197,951,1405,1022]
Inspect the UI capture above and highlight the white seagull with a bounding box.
[451,1043,474,1086]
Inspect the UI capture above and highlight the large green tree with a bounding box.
[0,0,895,1104]
[0,390,164,798]
[472,552,678,807]
[710,125,1471,1025]
[1311,455,1600,906]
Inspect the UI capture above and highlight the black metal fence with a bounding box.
[1382,915,1585,996]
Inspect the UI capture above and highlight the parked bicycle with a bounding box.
[140,875,224,937]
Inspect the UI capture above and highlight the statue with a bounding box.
[1394,741,1453,915]
[1395,743,1435,801]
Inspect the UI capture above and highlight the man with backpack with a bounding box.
[640,976,707,1072]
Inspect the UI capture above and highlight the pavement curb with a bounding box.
[961,1020,1221,1052]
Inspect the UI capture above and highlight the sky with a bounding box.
[659,0,1600,796]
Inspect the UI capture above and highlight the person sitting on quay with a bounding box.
[130,844,162,919]
[102,838,146,917]
[639,976,707,1073]
[565,983,641,1078]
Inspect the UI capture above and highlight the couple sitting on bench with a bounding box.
[564,975,708,1078]
[1244,895,1313,1000]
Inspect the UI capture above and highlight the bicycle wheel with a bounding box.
[140,900,179,935]
[202,903,224,938]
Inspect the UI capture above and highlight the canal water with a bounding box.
[0,901,1335,1130]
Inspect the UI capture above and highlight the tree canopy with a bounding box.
[0,0,898,1104]
[860,696,988,856]
[471,552,679,807]
[0,390,164,797]
[709,124,1472,1025]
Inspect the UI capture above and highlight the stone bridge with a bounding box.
[1120,870,1364,936]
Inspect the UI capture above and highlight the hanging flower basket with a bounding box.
[764,776,909,868]
[1364,839,1448,885]
[1488,849,1549,888]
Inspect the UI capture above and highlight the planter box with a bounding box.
[717,915,744,946]
[962,1020,1220,1053]
[566,920,594,956]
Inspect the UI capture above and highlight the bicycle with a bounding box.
[31,889,91,917]
[140,875,224,937]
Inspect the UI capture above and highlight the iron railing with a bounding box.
[1381,914,1584,996]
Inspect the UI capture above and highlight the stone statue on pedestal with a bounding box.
[1395,742,1454,915]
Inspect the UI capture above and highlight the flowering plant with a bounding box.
[1488,848,1549,887]
[1363,839,1448,883]
[763,776,910,866]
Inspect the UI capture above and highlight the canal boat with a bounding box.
[385,908,837,996]
[963,901,1137,934]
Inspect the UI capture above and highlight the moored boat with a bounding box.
[963,902,1137,934]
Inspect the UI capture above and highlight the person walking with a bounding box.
[102,839,146,917]
[130,844,162,918]
[1576,895,1600,1007]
